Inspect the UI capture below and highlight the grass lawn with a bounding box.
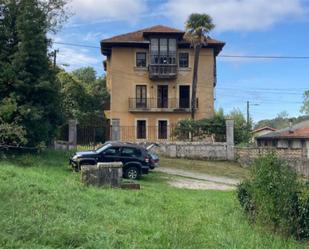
[159,157,249,179]
[0,151,307,249]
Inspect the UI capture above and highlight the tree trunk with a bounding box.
[191,44,201,120]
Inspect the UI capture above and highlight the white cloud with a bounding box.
[69,0,147,23]
[56,47,101,71]
[161,0,305,32]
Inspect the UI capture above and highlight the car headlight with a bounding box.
[72,155,80,160]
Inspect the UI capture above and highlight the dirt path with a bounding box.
[157,167,240,190]
[168,178,236,191]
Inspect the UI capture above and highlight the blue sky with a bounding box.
[52,0,309,123]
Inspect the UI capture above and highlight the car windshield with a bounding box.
[95,143,112,153]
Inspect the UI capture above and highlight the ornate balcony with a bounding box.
[148,64,177,80]
[148,52,177,80]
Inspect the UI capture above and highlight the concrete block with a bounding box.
[81,162,123,188]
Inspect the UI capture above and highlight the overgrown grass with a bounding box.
[0,150,307,249]
[160,157,249,179]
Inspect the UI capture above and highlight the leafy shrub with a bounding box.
[237,180,255,216]
[173,114,226,142]
[237,153,309,240]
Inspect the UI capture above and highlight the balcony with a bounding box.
[148,52,177,80]
[149,64,177,80]
[128,98,198,112]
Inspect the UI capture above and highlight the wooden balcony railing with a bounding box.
[148,64,177,79]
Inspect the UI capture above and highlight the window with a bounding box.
[136,85,147,108]
[103,147,120,156]
[136,52,146,67]
[121,147,142,157]
[179,85,190,108]
[136,120,146,139]
[179,53,189,68]
[158,120,168,139]
[150,38,177,65]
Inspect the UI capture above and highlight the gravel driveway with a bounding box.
[157,167,240,191]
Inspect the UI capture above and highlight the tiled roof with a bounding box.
[101,25,224,45]
[252,126,277,133]
[257,120,309,139]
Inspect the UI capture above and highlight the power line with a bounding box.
[219,55,309,59]
[52,41,309,60]
[53,42,100,49]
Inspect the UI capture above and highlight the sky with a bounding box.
[52,0,309,123]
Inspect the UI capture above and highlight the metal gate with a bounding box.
[77,124,110,150]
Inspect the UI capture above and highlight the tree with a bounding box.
[185,13,215,120]
[57,67,110,125]
[72,67,97,85]
[0,0,68,147]
[0,0,26,146]
[300,90,309,115]
[57,71,87,121]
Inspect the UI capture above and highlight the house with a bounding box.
[256,120,309,153]
[251,126,276,143]
[100,25,225,141]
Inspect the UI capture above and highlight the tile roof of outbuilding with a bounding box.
[257,120,309,139]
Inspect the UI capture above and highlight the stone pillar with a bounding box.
[111,119,120,141]
[226,119,235,160]
[68,119,77,149]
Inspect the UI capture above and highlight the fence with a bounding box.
[77,125,110,149]
[55,120,110,150]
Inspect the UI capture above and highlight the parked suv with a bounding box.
[70,142,151,180]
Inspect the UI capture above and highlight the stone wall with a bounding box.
[153,142,229,160]
[236,147,309,177]
[54,140,75,150]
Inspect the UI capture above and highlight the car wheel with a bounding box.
[124,166,140,180]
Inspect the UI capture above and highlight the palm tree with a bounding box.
[185,13,215,120]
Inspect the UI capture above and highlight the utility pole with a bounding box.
[246,101,250,128]
[246,101,259,130]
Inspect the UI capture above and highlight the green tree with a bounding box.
[57,71,87,121]
[57,68,109,125]
[185,13,215,120]
[0,0,68,147]
[300,90,309,115]
[0,0,26,146]
[72,67,97,85]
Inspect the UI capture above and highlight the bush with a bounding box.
[237,153,309,240]
[173,115,226,142]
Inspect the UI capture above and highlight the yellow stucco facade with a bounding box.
[101,25,224,141]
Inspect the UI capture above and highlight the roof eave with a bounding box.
[257,136,309,140]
